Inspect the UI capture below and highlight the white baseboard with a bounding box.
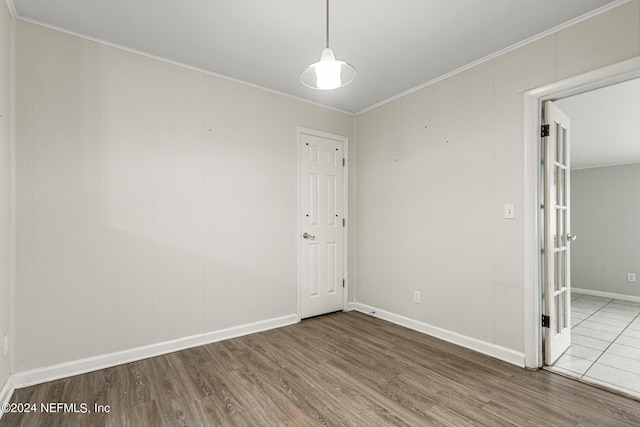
[573,288,640,304]
[0,375,15,421]
[346,301,356,311]
[355,303,525,367]
[9,314,298,391]
[1,305,527,414]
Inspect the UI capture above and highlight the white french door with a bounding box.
[298,129,346,319]
[543,100,574,365]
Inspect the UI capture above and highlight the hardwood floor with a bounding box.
[2,311,640,426]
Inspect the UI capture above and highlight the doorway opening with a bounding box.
[544,78,640,399]
[526,57,640,399]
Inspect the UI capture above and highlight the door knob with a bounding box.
[303,232,316,240]
[566,234,577,241]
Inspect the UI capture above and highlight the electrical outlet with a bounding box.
[413,291,421,304]
[628,273,636,283]
[3,334,7,356]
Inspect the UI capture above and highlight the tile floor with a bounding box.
[548,292,640,399]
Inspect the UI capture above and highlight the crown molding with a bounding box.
[356,0,633,116]
[14,14,354,117]
[4,0,15,18]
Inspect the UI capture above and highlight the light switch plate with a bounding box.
[504,203,515,219]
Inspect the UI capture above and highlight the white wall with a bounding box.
[572,163,640,298]
[0,0,12,390]
[355,1,640,357]
[14,21,354,371]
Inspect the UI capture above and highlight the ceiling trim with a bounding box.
[8,0,631,116]
[4,0,16,18]
[13,14,355,117]
[572,160,640,171]
[355,0,632,116]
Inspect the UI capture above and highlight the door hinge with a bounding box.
[343,158,345,167]
[542,314,550,328]
[343,218,346,227]
[343,279,345,288]
[541,124,550,138]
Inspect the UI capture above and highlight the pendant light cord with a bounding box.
[325,0,329,48]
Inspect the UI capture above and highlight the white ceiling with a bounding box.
[10,0,624,114]
[556,77,640,170]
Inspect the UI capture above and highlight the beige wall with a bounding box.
[14,21,354,371]
[354,1,640,355]
[0,1,12,389]
[10,1,640,375]
[572,163,640,298]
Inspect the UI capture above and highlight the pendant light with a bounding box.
[300,0,356,90]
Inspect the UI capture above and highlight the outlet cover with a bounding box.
[413,291,421,303]
[3,334,7,356]
[628,273,636,283]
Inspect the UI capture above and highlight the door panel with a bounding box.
[299,131,345,318]
[544,100,572,365]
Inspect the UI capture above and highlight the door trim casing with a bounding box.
[296,127,349,321]
[524,56,640,369]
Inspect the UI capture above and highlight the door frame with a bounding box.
[296,127,349,321]
[523,56,640,369]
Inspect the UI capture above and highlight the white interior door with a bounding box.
[299,129,346,319]
[543,100,573,365]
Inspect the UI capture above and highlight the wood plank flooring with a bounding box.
[2,311,640,426]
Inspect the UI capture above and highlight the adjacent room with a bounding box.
[2,0,640,425]
[548,78,640,396]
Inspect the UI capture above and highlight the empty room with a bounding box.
[2,0,640,425]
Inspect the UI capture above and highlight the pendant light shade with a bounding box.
[301,48,356,90]
[300,0,356,90]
